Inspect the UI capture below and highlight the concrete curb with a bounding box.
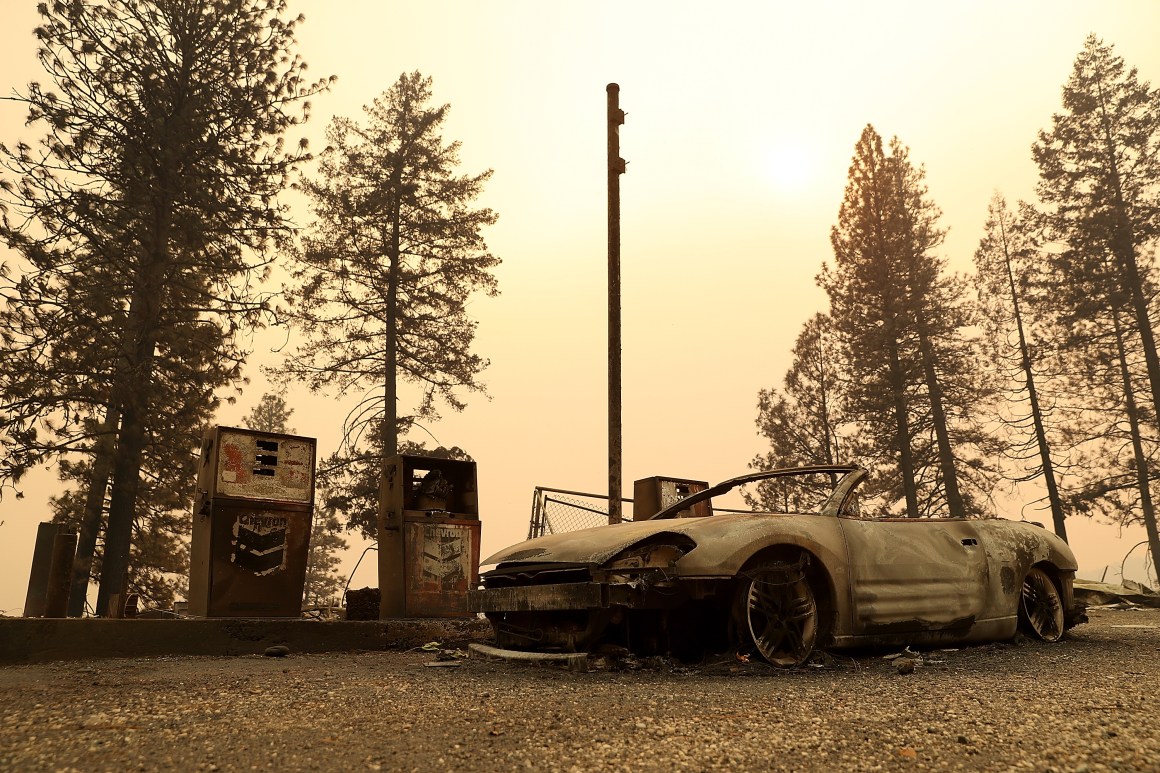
[0,617,492,664]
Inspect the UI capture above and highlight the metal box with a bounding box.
[378,455,480,618]
[633,476,711,520]
[188,426,317,617]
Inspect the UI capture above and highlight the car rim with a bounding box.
[1020,567,1064,642]
[745,565,818,666]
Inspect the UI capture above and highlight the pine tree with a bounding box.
[748,313,847,512]
[49,336,227,613]
[273,71,499,537]
[242,393,295,436]
[0,0,330,615]
[302,512,347,609]
[821,127,921,514]
[1032,35,1160,580]
[821,125,996,517]
[973,193,1068,539]
[6,271,245,613]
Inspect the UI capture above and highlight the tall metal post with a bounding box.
[607,83,626,524]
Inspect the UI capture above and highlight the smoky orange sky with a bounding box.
[2,1,1159,614]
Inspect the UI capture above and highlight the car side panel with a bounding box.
[838,518,990,636]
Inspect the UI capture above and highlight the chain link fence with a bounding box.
[526,483,756,539]
[527,487,632,539]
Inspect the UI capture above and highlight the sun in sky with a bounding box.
[763,143,816,192]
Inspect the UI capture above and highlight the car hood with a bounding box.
[480,510,807,566]
[483,514,766,568]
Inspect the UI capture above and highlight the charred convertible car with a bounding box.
[471,465,1085,666]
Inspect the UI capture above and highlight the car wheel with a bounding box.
[1019,567,1064,642]
[741,562,818,666]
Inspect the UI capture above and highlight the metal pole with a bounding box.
[607,83,626,524]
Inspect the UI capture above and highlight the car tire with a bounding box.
[1019,566,1064,642]
[740,561,818,666]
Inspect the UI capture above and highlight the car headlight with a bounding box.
[604,542,690,571]
[598,535,696,586]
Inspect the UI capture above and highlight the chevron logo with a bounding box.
[231,512,288,576]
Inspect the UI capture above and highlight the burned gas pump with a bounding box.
[188,426,317,617]
[378,455,480,618]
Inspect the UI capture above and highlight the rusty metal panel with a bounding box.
[403,516,480,617]
[43,531,78,618]
[200,427,315,504]
[192,504,313,617]
[384,455,479,521]
[633,477,711,520]
[380,455,480,619]
[23,523,61,618]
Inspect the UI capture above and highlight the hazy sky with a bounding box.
[3,1,1160,614]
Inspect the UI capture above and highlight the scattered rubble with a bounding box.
[343,587,381,620]
[1073,579,1160,609]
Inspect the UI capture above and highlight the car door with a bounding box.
[839,516,990,636]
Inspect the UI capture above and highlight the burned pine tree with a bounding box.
[0,0,329,614]
[820,125,998,518]
[1032,35,1160,582]
[274,71,499,534]
[973,193,1070,540]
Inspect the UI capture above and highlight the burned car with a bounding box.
[470,465,1084,666]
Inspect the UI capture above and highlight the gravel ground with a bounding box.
[0,607,1157,773]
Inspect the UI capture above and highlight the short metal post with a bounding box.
[44,531,79,618]
[23,522,61,617]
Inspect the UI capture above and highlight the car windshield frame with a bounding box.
[650,464,867,520]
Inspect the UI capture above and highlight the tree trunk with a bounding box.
[1110,308,1160,587]
[95,205,168,616]
[886,338,919,517]
[383,178,403,460]
[375,174,405,618]
[915,326,965,515]
[1097,90,1160,585]
[996,215,1067,540]
[817,343,838,466]
[95,303,160,616]
[817,359,839,487]
[97,397,151,616]
[67,406,119,616]
[1114,254,1160,583]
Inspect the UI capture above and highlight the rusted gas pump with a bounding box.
[378,455,480,618]
[188,426,317,617]
[633,476,711,520]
